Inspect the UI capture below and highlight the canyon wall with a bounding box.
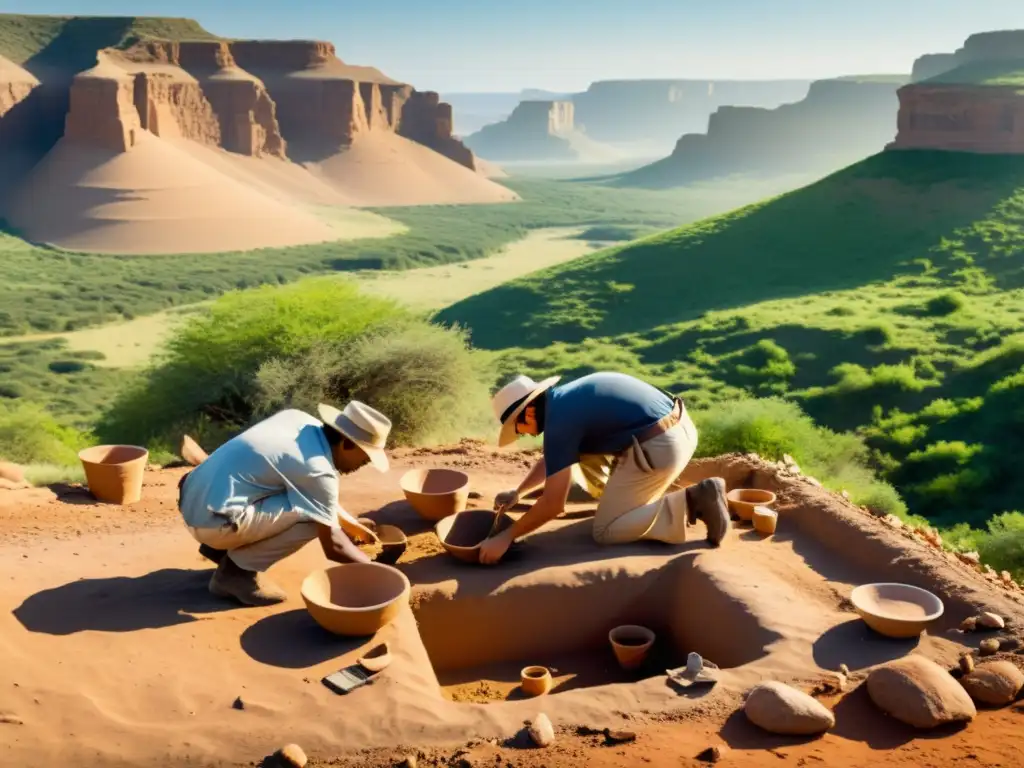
[63,61,140,152]
[463,100,578,161]
[892,29,1024,154]
[0,55,39,145]
[619,78,903,188]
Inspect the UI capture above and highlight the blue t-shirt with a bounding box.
[542,372,674,477]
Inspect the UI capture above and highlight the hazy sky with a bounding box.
[7,1,1023,92]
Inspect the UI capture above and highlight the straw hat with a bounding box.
[317,401,392,472]
[492,375,560,447]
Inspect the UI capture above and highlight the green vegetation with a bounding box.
[834,74,910,84]
[925,59,1024,87]
[441,151,1024,574]
[0,13,218,65]
[94,278,491,453]
[0,401,90,467]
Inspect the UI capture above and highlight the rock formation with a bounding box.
[463,100,580,161]
[0,54,40,147]
[892,30,1024,154]
[618,77,903,187]
[63,59,141,152]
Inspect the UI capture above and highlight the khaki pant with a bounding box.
[187,493,319,572]
[579,407,698,545]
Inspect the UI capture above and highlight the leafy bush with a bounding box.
[0,401,90,466]
[925,291,967,316]
[692,396,907,517]
[940,512,1024,581]
[254,322,492,446]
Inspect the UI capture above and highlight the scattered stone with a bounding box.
[604,729,636,745]
[0,713,23,725]
[805,476,821,487]
[840,489,850,500]
[838,664,851,678]
[1001,571,1014,585]
[979,639,1001,656]
[468,491,483,500]
[528,713,555,747]
[999,637,1022,652]
[883,515,903,529]
[959,551,981,566]
[866,656,976,729]
[743,681,835,735]
[960,662,1024,707]
[978,612,1005,630]
[401,755,418,768]
[232,696,245,710]
[961,616,978,632]
[959,654,975,675]
[696,745,725,763]
[274,744,308,768]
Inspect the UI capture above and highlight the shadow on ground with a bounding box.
[239,608,365,669]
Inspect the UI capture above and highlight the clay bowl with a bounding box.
[400,468,470,521]
[373,524,408,566]
[850,582,944,639]
[78,444,149,504]
[727,488,777,521]
[434,509,515,564]
[301,562,411,637]
[752,507,778,535]
[520,665,553,697]
[609,624,656,671]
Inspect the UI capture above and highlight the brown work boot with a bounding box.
[198,543,227,564]
[686,477,731,546]
[208,556,288,606]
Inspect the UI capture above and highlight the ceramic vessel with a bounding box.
[609,624,656,670]
[752,507,778,535]
[301,562,410,636]
[520,665,553,696]
[850,582,944,638]
[726,488,777,521]
[78,445,149,504]
[400,468,470,521]
[374,524,408,565]
[434,509,515,563]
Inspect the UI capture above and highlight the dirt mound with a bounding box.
[5,130,345,254]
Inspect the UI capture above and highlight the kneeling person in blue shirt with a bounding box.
[480,372,731,565]
[176,401,391,605]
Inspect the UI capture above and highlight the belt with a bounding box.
[634,398,684,444]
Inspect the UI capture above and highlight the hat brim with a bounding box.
[318,404,390,473]
[497,376,560,447]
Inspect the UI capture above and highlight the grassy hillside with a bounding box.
[925,60,1024,87]
[0,14,217,65]
[438,150,1024,529]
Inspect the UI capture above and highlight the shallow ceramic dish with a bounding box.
[727,488,777,521]
[400,468,470,521]
[850,582,944,638]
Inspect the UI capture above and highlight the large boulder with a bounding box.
[866,656,977,728]
[743,681,836,735]
[960,661,1024,707]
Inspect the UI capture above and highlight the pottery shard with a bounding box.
[866,656,976,729]
[743,681,835,735]
[978,612,1005,630]
[528,713,555,747]
[961,661,1024,706]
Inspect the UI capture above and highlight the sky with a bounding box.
[6,0,1023,92]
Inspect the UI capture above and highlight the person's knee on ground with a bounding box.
[685,477,731,546]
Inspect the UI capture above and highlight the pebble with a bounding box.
[402,756,418,768]
[528,713,555,747]
[468,491,483,500]
[960,616,978,632]
[838,664,851,677]
[604,729,636,745]
[272,744,307,768]
[999,637,1022,652]
[979,613,1005,630]
[232,696,245,710]
[1001,571,1014,585]
[0,713,23,725]
[959,551,981,566]
[979,639,1000,656]
[697,745,725,763]
[959,654,975,675]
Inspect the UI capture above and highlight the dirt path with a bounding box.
[1,446,1022,768]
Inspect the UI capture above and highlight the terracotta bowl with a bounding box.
[727,488,777,521]
[752,507,778,535]
[301,562,411,637]
[850,582,944,639]
[434,509,515,564]
[373,524,408,566]
[609,624,656,670]
[520,665,553,697]
[400,468,470,521]
[78,444,149,504]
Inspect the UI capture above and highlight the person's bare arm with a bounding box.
[495,456,547,511]
[480,467,573,564]
[317,523,372,564]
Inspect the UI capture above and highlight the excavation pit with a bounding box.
[408,549,776,704]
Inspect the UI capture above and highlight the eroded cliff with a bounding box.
[463,100,579,161]
[63,59,141,152]
[0,54,39,144]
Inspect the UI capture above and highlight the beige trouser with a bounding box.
[187,493,319,572]
[582,407,699,545]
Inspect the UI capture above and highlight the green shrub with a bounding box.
[48,360,89,374]
[254,322,492,446]
[0,401,90,466]
[925,291,967,316]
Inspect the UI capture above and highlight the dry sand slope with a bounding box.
[1,447,1022,768]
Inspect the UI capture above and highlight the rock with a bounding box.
[961,661,1024,706]
[402,756,418,768]
[272,744,307,768]
[865,656,976,729]
[840,489,850,500]
[604,729,636,745]
[959,551,981,566]
[839,664,851,677]
[696,745,726,763]
[883,515,904,529]
[0,713,23,725]
[999,637,1022,652]
[528,713,555,747]
[1001,571,1014,585]
[979,639,1000,656]
[978,612,1005,630]
[743,681,836,735]
[959,654,975,675]
[232,696,245,710]
[468,491,483,500]
[961,616,978,632]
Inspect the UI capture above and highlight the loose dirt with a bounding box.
[1,444,1022,768]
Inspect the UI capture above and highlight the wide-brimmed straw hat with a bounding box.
[317,401,391,472]
[491,374,560,447]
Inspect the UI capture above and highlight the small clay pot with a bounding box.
[727,488,776,521]
[374,524,408,565]
[520,665,553,697]
[609,625,656,670]
[752,507,778,535]
[78,445,149,505]
[435,509,515,564]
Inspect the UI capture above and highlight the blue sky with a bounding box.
[7,1,1023,92]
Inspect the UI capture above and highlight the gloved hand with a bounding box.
[493,489,520,513]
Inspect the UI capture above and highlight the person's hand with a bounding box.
[339,514,379,545]
[494,489,520,514]
[478,529,514,565]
